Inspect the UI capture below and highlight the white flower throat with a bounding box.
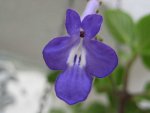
[67,39,86,68]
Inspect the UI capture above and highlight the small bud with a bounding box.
[96,10,99,14]
[96,35,103,42]
[99,1,102,6]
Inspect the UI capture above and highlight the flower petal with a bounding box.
[55,65,93,105]
[81,14,103,39]
[84,39,118,78]
[43,36,79,70]
[66,9,81,37]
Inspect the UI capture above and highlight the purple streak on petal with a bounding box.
[81,14,103,39]
[66,9,81,37]
[84,39,118,78]
[55,65,93,105]
[43,36,79,70]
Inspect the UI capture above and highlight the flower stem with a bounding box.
[123,53,137,92]
[81,0,100,20]
[109,76,117,94]
[118,53,137,113]
[116,0,122,9]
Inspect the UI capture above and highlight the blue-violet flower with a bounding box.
[43,9,118,105]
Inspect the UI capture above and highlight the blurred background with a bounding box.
[0,0,150,113]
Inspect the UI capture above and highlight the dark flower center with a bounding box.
[80,31,85,38]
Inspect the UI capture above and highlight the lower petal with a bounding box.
[84,39,118,78]
[55,65,93,105]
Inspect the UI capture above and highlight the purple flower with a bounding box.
[43,9,118,105]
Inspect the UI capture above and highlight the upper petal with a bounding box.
[84,39,118,78]
[81,14,103,39]
[55,65,93,105]
[66,9,81,37]
[43,36,79,70]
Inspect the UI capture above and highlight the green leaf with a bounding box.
[136,15,150,55]
[83,102,107,113]
[142,55,150,69]
[104,9,134,44]
[71,103,83,113]
[107,93,118,112]
[94,77,112,93]
[113,65,125,86]
[70,102,107,113]
[145,82,150,92]
[49,109,65,113]
[125,100,142,113]
[134,82,150,102]
[47,71,60,84]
